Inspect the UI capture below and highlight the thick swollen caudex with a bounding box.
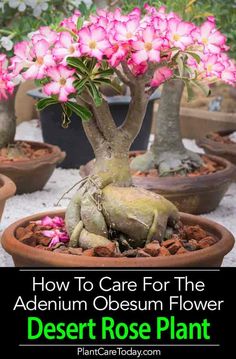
[65,175,179,249]
[130,79,203,175]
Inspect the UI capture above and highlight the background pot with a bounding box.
[81,152,235,214]
[0,141,65,194]
[0,174,16,221]
[1,210,234,267]
[197,130,236,166]
[28,89,160,169]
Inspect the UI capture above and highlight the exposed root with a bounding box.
[130,148,203,177]
[65,174,180,250]
[130,150,155,172]
[156,150,203,177]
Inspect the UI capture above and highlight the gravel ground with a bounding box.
[0,121,235,267]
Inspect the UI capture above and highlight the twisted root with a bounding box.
[65,175,179,249]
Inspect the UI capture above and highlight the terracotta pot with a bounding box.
[80,152,235,214]
[197,130,236,166]
[0,174,16,221]
[1,210,234,267]
[0,141,65,194]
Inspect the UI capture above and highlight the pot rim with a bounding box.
[27,88,160,104]
[0,174,16,201]
[197,130,236,153]
[1,209,234,267]
[0,140,66,170]
[81,153,235,193]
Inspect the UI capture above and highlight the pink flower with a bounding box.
[202,54,225,78]
[114,19,139,41]
[79,26,110,60]
[36,215,65,228]
[0,54,15,100]
[167,19,195,50]
[220,58,236,85]
[10,41,33,75]
[60,10,81,34]
[132,26,162,64]
[151,66,173,87]
[11,40,55,80]
[105,43,129,67]
[128,60,148,76]
[53,32,81,64]
[32,26,58,46]
[24,40,55,80]
[194,18,226,54]
[42,229,69,248]
[43,65,76,102]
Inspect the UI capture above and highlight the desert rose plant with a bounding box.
[2,5,236,249]
[0,0,94,150]
[130,3,236,175]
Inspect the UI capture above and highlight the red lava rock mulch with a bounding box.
[15,216,219,258]
[207,132,236,145]
[0,142,51,163]
[131,154,224,178]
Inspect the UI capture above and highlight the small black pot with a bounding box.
[28,89,160,169]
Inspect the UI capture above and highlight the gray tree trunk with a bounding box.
[0,91,16,149]
[130,79,202,175]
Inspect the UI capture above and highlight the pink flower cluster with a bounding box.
[0,54,14,100]
[36,216,69,248]
[4,5,236,102]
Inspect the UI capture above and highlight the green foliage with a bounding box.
[67,56,116,108]
[197,0,236,59]
[36,98,59,111]
[0,1,93,56]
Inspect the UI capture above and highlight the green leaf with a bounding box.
[67,101,92,122]
[186,51,201,64]
[88,57,97,72]
[86,81,102,106]
[36,98,58,111]
[73,78,88,93]
[96,69,114,77]
[93,78,111,84]
[67,57,89,74]
[184,80,195,102]
[77,17,84,30]
[176,56,184,77]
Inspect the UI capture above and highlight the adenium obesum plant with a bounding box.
[130,7,236,175]
[2,5,236,249]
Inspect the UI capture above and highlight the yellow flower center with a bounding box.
[36,57,44,65]
[206,64,213,72]
[59,78,66,86]
[126,32,133,39]
[173,33,181,41]
[69,46,75,54]
[89,40,97,49]
[144,42,153,51]
[202,37,208,45]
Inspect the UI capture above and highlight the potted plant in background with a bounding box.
[195,1,236,167]
[0,53,65,194]
[118,1,236,214]
[1,5,235,267]
[0,1,96,193]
